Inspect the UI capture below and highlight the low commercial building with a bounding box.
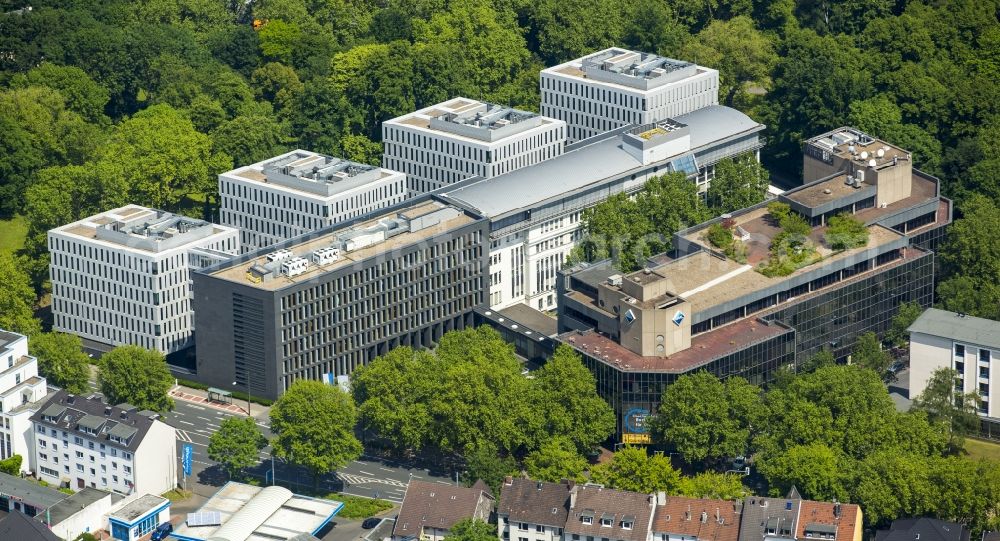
[193,198,487,399]
[383,98,566,194]
[497,477,572,541]
[394,480,494,541]
[219,150,407,253]
[0,471,66,518]
[0,330,48,473]
[555,128,950,442]
[173,483,342,541]
[48,205,238,354]
[908,308,1000,439]
[44,487,113,540]
[107,493,171,541]
[31,391,177,496]
[443,105,764,310]
[541,48,719,143]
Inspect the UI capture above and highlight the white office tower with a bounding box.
[382,98,567,195]
[541,47,719,142]
[49,206,238,354]
[219,150,407,253]
[0,330,47,473]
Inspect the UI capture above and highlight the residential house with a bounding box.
[498,477,572,541]
[738,489,862,541]
[565,484,656,541]
[652,494,741,541]
[875,518,971,541]
[393,480,494,541]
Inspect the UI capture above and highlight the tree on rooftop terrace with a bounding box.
[824,213,868,250]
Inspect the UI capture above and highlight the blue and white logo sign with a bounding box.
[624,408,650,434]
[624,309,636,324]
[182,444,193,476]
[672,310,685,326]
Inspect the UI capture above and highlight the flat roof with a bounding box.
[206,199,477,290]
[51,205,235,254]
[110,494,169,523]
[443,105,761,218]
[385,97,560,144]
[173,482,342,541]
[223,150,402,199]
[542,47,715,94]
[0,472,66,510]
[496,304,558,337]
[47,488,111,525]
[908,308,1000,350]
[560,317,791,373]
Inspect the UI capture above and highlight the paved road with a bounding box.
[162,393,452,502]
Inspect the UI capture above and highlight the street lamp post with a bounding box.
[233,380,251,417]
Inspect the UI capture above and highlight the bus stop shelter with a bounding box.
[207,388,233,405]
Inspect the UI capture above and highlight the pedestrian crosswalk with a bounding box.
[336,472,407,488]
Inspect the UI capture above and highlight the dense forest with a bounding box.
[0,0,999,328]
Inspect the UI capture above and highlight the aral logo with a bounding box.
[672,310,685,326]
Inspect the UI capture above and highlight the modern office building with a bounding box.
[541,47,719,142]
[443,105,765,311]
[0,331,47,473]
[192,198,487,399]
[219,150,407,253]
[31,391,178,496]
[383,98,567,195]
[49,206,238,354]
[552,128,950,442]
[908,308,1000,439]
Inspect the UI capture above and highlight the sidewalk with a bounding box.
[170,384,271,419]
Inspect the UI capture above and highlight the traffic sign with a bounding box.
[182,444,193,476]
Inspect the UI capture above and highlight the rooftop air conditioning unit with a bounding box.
[266,249,293,264]
[280,257,309,277]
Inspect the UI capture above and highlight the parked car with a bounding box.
[889,360,906,374]
[362,517,382,529]
[151,522,174,541]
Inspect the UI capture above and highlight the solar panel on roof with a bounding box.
[186,511,223,527]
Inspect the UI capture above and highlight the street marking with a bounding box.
[379,467,394,472]
[435,480,451,485]
[176,430,193,442]
[179,420,194,426]
[335,473,407,488]
[188,405,206,411]
[358,470,375,476]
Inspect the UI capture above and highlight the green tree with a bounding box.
[258,19,301,64]
[462,442,518,496]
[851,332,892,380]
[530,0,626,65]
[0,253,41,336]
[824,213,869,250]
[98,346,174,412]
[852,451,935,526]
[339,134,383,166]
[270,380,362,487]
[29,333,91,394]
[911,367,980,453]
[251,62,304,111]
[93,104,232,210]
[0,455,22,475]
[937,195,1000,319]
[445,518,496,541]
[531,345,615,453]
[706,156,770,213]
[590,446,681,493]
[680,17,777,108]
[524,437,588,483]
[678,472,748,499]
[211,114,289,167]
[650,372,761,465]
[886,302,923,348]
[758,443,847,501]
[10,63,110,124]
[207,417,268,479]
[353,347,437,453]
[801,349,835,373]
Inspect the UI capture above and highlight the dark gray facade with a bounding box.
[192,201,488,399]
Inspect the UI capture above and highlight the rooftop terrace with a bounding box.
[206,199,477,290]
[387,98,555,143]
[226,150,396,198]
[55,206,231,253]
[546,48,711,92]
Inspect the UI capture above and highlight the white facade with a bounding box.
[0,331,47,473]
[49,488,114,541]
[498,516,564,541]
[541,48,719,142]
[383,97,566,195]
[219,150,407,253]
[49,205,238,354]
[33,394,177,497]
[910,328,997,418]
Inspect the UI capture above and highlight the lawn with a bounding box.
[964,438,1000,462]
[323,493,395,519]
[0,215,27,254]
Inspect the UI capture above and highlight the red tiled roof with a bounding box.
[796,501,860,541]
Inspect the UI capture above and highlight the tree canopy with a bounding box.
[207,416,269,479]
[29,332,91,394]
[97,345,174,412]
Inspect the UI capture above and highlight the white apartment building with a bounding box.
[541,47,719,142]
[219,150,407,253]
[49,206,238,354]
[32,391,177,496]
[0,331,47,474]
[909,308,1000,433]
[382,97,567,195]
